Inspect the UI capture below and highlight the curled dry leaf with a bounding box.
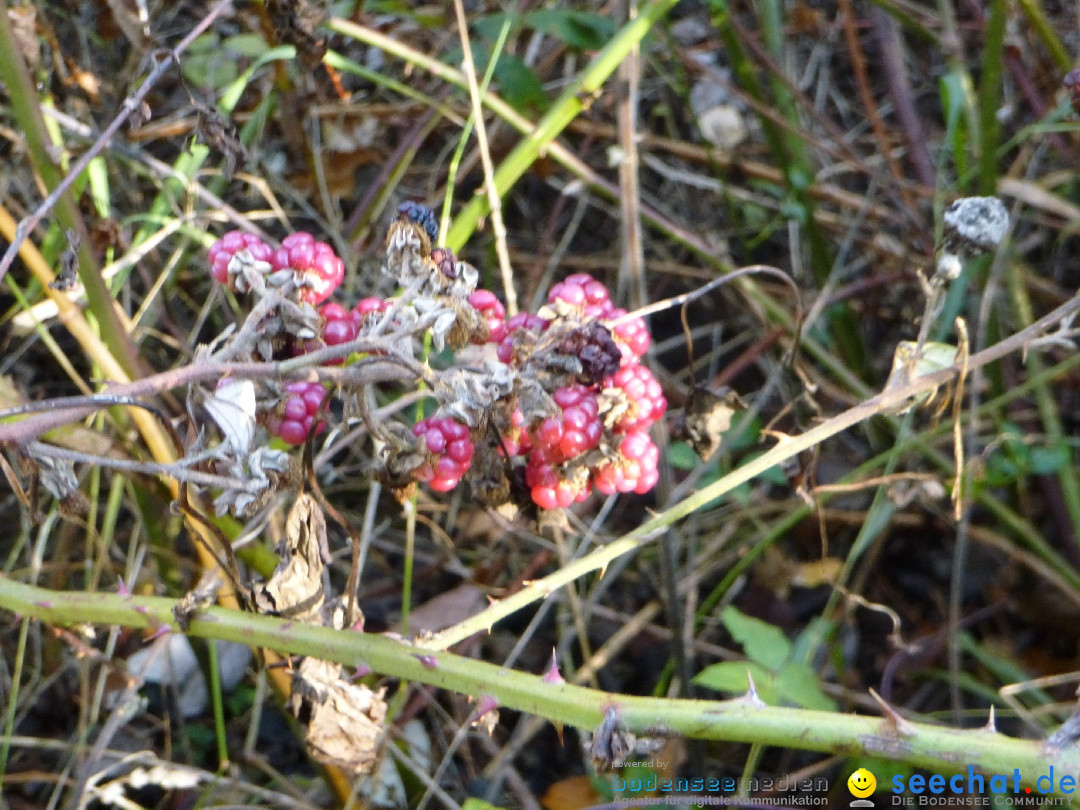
[252,494,327,621]
[385,219,430,286]
[290,656,388,775]
[470,694,499,736]
[204,379,256,454]
[193,101,247,181]
[204,380,290,516]
[587,706,634,772]
[883,341,958,414]
[677,386,744,462]
[172,570,222,631]
[50,229,80,292]
[32,453,79,501]
[433,361,516,428]
[212,446,291,518]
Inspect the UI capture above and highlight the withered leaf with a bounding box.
[252,494,327,621]
[50,229,80,292]
[290,657,387,775]
[193,101,247,180]
[588,707,634,772]
[679,386,744,462]
[267,0,327,66]
[173,570,222,630]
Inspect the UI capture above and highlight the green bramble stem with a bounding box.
[1,575,1078,795]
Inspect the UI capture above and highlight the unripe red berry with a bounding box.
[549,273,615,319]
[529,385,601,464]
[592,428,660,495]
[496,312,549,362]
[269,232,345,306]
[268,382,329,445]
[208,230,273,286]
[412,417,474,492]
[469,289,507,340]
[294,302,360,363]
[607,308,650,361]
[603,363,667,431]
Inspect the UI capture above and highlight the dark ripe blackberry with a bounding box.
[557,322,622,385]
[430,247,458,279]
[397,201,439,243]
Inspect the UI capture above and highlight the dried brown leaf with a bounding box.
[679,386,744,462]
[291,656,388,775]
[253,494,327,620]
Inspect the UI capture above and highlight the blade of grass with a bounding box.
[976,0,1006,195]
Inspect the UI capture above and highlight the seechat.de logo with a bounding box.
[849,768,877,807]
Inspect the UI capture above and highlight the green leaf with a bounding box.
[667,441,699,471]
[225,33,269,58]
[1030,444,1069,475]
[492,54,548,113]
[720,605,791,669]
[462,800,508,810]
[474,13,520,42]
[524,9,615,50]
[693,661,777,704]
[181,33,239,90]
[775,662,836,710]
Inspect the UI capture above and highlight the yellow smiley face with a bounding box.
[848,768,877,798]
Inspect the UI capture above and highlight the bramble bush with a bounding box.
[204,202,667,514]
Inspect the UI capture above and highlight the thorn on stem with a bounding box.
[869,688,915,736]
[542,649,565,684]
[741,670,766,708]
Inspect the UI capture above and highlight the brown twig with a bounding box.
[0,349,421,445]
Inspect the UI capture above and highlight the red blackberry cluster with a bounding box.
[268,232,345,306]
[268,381,329,446]
[592,429,660,495]
[207,230,345,306]
[208,230,274,287]
[468,290,506,338]
[525,384,603,508]
[294,302,359,363]
[205,214,664,510]
[471,273,666,509]
[412,417,474,492]
[602,363,667,432]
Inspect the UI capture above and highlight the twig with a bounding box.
[609,264,803,336]
[0,0,236,286]
[615,0,646,310]
[871,6,936,188]
[0,350,422,446]
[26,442,260,492]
